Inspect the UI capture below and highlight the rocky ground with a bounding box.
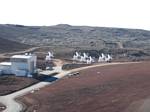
[19,62,150,112]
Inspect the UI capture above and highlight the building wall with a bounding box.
[11,62,28,76]
[11,55,37,76]
[0,65,12,74]
[0,55,37,76]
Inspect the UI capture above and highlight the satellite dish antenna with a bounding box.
[51,51,54,57]
[101,53,105,59]
[83,53,88,58]
[48,52,51,56]
[98,56,101,62]
[45,55,51,61]
[86,59,92,64]
[48,51,54,58]
[73,54,77,60]
[106,54,112,62]
[75,52,80,57]
[80,56,85,62]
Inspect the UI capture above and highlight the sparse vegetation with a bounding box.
[0,24,150,61]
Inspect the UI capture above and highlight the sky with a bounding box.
[0,0,150,30]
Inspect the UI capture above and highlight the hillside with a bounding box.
[0,24,150,60]
[20,62,150,112]
[1,24,150,49]
[0,37,31,53]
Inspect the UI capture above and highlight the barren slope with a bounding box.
[0,37,31,53]
[20,62,150,112]
[0,75,39,96]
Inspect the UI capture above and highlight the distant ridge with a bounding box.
[0,24,150,60]
[0,24,150,48]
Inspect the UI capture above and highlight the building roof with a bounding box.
[0,62,12,66]
[11,55,32,59]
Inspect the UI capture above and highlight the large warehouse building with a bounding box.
[0,54,37,77]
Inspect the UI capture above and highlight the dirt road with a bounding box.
[0,66,70,112]
[0,46,54,58]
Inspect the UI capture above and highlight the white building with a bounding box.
[0,54,37,77]
[10,55,37,77]
[0,62,12,75]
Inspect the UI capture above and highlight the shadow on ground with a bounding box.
[35,73,59,82]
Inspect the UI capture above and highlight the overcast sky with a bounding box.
[0,0,150,30]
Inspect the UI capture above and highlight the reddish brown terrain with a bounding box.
[0,75,39,96]
[20,62,150,112]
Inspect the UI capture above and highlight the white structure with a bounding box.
[45,51,54,61]
[73,52,95,64]
[73,52,80,61]
[80,56,85,62]
[10,54,37,77]
[98,53,106,62]
[98,53,112,62]
[83,53,88,59]
[48,52,54,58]
[105,54,112,62]
[89,56,95,62]
[45,55,51,61]
[73,52,113,64]
[86,57,93,64]
[0,62,12,75]
[98,56,104,62]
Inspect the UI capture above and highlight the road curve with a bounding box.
[0,62,139,112]
[0,67,70,112]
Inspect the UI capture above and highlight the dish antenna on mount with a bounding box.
[80,56,85,62]
[75,52,80,57]
[86,59,92,64]
[73,52,82,61]
[83,53,88,58]
[48,51,54,58]
[105,54,112,62]
[101,53,106,59]
[45,51,54,61]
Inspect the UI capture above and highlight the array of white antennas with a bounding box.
[73,52,95,64]
[73,52,112,64]
[98,53,112,62]
[45,51,54,61]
